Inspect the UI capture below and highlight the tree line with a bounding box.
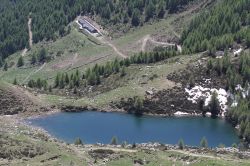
[181,0,250,54]
[90,0,195,26]
[25,48,178,90]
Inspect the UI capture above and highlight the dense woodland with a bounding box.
[181,0,250,53]
[0,0,195,61]
[206,52,250,143]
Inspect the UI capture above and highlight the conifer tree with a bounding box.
[59,74,65,89]
[209,91,220,118]
[200,137,208,148]
[30,54,37,65]
[13,78,17,85]
[0,57,3,68]
[49,85,52,92]
[65,73,69,85]
[17,56,24,67]
[3,62,8,71]
[178,139,185,150]
[110,136,118,145]
[36,78,42,89]
[54,73,60,88]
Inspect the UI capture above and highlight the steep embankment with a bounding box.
[0,82,48,115]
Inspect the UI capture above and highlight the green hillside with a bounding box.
[181,0,250,53]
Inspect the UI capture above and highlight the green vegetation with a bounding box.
[0,0,72,59]
[208,91,220,118]
[133,96,144,115]
[178,139,185,150]
[27,78,48,90]
[181,0,250,53]
[17,56,24,67]
[200,137,208,148]
[37,48,48,63]
[13,78,17,85]
[3,62,8,71]
[27,49,178,89]
[205,52,250,144]
[74,137,83,145]
[110,136,118,145]
[228,99,250,143]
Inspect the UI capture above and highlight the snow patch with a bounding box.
[234,48,243,56]
[185,86,229,116]
[174,111,189,116]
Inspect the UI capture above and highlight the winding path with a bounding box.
[21,17,33,57]
[105,40,127,58]
[141,35,182,52]
[21,48,28,57]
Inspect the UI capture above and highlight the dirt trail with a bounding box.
[20,17,32,57]
[141,35,151,52]
[94,34,127,58]
[70,53,78,67]
[104,39,127,58]
[171,149,219,159]
[28,17,33,48]
[21,48,28,57]
[172,30,181,39]
[169,149,247,162]
[141,35,182,52]
[140,0,211,53]
[22,63,46,84]
[90,147,137,153]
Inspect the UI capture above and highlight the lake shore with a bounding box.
[1,114,250,157]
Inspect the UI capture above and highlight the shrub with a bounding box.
[74,137,83,145]
[110,136,118,145]
[231,143,237,148]
[132,142,136,148]
[200,137,208,148]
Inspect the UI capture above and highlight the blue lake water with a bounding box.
[28,111,240,147]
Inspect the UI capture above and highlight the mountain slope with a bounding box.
[0,0,197,60]
[181,0,250,53]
